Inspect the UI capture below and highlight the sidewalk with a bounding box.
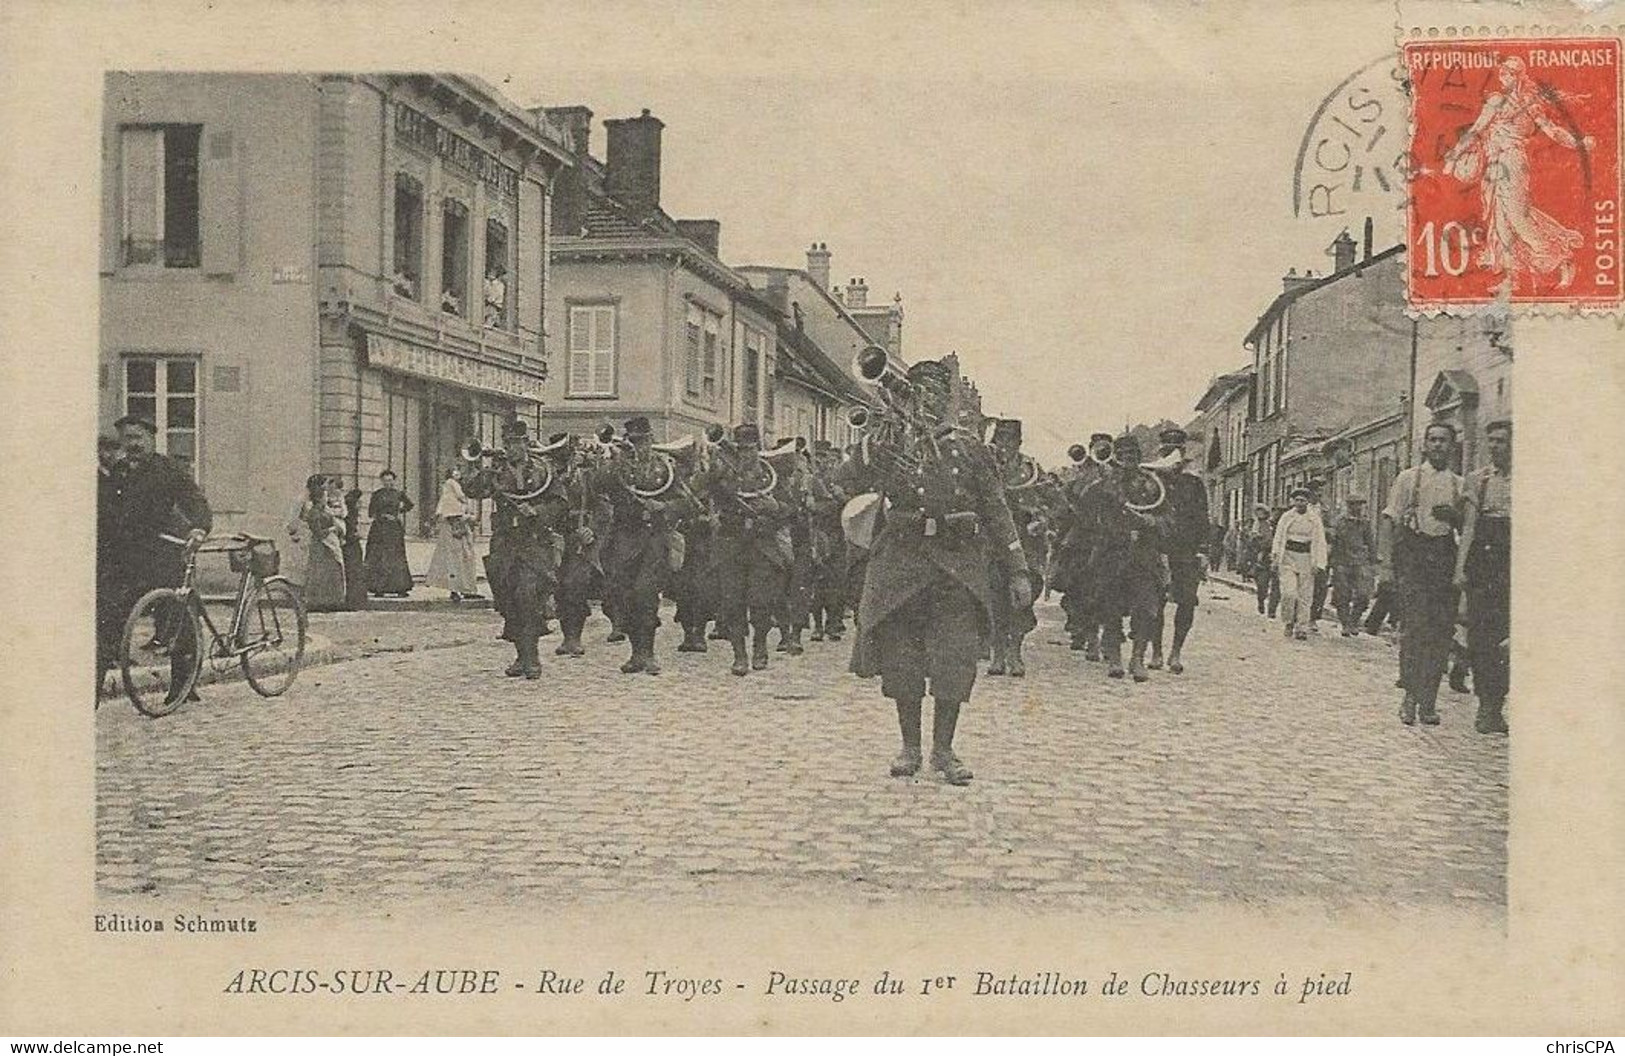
[102,603,498,702]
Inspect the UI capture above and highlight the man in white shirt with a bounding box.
[1378,422,1466,726]
[1271,486,1328,641]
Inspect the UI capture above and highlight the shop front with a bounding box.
[351,330,544,539]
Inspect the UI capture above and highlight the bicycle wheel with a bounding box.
[240,576,306,697]
[120,588,202,717]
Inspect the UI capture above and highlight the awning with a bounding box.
[363,331,545,402]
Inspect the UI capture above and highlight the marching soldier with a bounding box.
[670,445,717,655]
[592,416,684,676]
[776,440,815,657]
[986,418,1045,678]
[1070,435,1165,682]
[1053,432,1114,659]
[543,434,608,659]
[693,423,792,676]
[1146,427,1209,674]
[462,417,554,679]
[807,440,850,642]
[846,358,1031,785]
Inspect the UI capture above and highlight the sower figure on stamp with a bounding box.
[1146,427,1209,675]
[807,440,850,643]
[846,357,1030,784]
[1379,421,1466,726]
[693,423,792,676]
[1071,435,1166,682]
[1455,418,1512,735]
[593,417,685,676]
[985,418,1045,678]
[462,417,555,679]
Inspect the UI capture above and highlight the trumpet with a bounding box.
[851,344,916,416]
[461,439,507,463]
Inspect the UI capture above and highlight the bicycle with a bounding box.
[118,532,307,717]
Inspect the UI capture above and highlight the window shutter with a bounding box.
[201,131,241,275]
[592,307,614,394]
[101,129,123,274]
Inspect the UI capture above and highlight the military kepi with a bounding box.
[733,423,761,445]
[624,416,652,439]
[501,416,528,440]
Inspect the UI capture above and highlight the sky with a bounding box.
[497,1,1410,465]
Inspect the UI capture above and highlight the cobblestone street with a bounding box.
[95,580,1508,914]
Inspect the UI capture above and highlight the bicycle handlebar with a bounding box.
[158,531,273,553]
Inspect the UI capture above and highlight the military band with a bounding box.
[451,338,1409,779]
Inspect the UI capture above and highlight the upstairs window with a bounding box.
[120,125,201,269]
[483,218,510,330]
[684,303,722,405]
[392,174,423,299]
[441,199,469,317]
[567,304,616,398]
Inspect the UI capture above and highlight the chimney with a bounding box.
[1330,229,1357,272]
[845,276,868,308]
[604,109,663,216]
[676,219,721,257]
[539,105,594,157]
[1282,266,1315,292]
[1362,216,1374,262]
[806,242,831,292]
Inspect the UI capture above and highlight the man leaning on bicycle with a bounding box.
[98,415,212,695]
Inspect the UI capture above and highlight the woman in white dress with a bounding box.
[425,467,482,601]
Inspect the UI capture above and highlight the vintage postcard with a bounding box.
[1,0,1622,1038]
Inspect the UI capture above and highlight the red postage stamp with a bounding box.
[1405,37,1623,311]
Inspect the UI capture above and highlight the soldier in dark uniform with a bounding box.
[541,433,607,659]
[985,418,1045,678]
[1052,433,1113,659]
[1147,427,1210,674]
[807,440,849,642]
[774,441,815,657]
[670,443,716,655]
[693,424,792,676]
[846,358,1030,785]
[1071,435,1165,682]
[593,416,682,676]
[462,417,554,679]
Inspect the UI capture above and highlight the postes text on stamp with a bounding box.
[1405,37,1622,311]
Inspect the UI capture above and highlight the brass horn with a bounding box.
[844,405,875,429]
[1121,466,1167,513]
[461,438,504,463]
[1088,436,1116,465]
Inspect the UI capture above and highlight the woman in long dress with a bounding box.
[364,469,415,596]
[1443,56,1595,289]
[425,467,483,601]
[341,482,369,611]
[287,474,347,612]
